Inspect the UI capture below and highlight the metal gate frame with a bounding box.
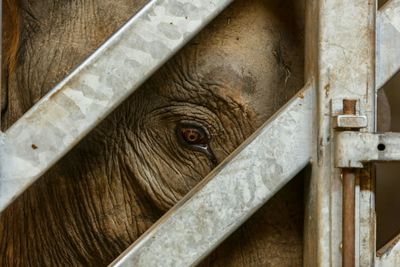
[0,0,399,266]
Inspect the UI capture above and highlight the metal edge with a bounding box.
[0,0,234,212]
[109,83,313,267]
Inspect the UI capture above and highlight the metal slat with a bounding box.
[0,0,233,212]
[371,1,400,265]
[377,233,400,266]
[0,0,397,215]
[0,0,398,264]
[109,84,313,267]
[304,0,376,266]
[377,0,400,89]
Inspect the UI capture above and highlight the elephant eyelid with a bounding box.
[175,121,218,166]
[175,122,210,147]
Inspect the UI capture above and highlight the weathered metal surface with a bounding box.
[304,0,376,266]
[336,132,400,168]
[0,0,397,264]
[0,0,234,212]
[334,115,368,129]
[0,0,395,215]
[109,84,313,267]
[377,0,400,89]
[377,233,400,266]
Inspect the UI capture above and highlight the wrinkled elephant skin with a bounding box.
[0,0,306,266]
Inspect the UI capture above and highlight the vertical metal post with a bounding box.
[304,0,376,266]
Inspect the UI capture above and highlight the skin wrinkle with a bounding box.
[1,0,308,265]
[149,104,224,138]
[143,140,183,203]
[131,69,252,207]
[125,133,176,209]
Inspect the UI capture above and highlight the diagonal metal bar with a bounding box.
[0,0,234,212]
[0,0,397,264]
[377,233,400,266]
[109,84,313,267]
[0,0,397,216]
[373,1,400,265]
[377,0,400,89]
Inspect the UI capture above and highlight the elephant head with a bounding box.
[1,0,306,265]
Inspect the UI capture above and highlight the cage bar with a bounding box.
[0,0,398,265]
[0,0,234,212]
[110,84,313,267]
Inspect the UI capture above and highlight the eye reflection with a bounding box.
[175,122,217,166]
[179,127,208,146]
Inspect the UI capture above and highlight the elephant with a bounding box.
[0,0,388,266]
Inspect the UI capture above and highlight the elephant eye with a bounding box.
[175,122,217,166]
[176,124,209,147]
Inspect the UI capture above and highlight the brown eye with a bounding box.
[178,126,208,146]
[176,122,217,166]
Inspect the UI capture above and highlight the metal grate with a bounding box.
[1,0,400,266]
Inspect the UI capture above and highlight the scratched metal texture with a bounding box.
[0,0,234,212]
[336,132,400,168]
[378,233,400,266]
[304,0,376,266]
[371,1,400,266]
[110,85,313,267]
[0,0,399,265]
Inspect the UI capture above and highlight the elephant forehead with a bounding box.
[164,0,301,123]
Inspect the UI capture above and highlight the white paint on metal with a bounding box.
[377,0,400,89]
[0,0,234,212]
[336,132,400,168]
[109,85,313,267]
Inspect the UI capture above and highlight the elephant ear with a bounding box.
[377,89,391,132]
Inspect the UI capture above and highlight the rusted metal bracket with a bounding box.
[336,132,400,168]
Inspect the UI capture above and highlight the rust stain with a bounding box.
[343,99,357,115]
[324,83,331,97]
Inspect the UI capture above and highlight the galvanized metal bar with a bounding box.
[0,0,394,215]
[0,0,234,212]
[109,84,313,267]
[377,233,400,266]
[0,0,395,264]
[336,132,400,168]
[377,0,400,89]
[304,1,376,266]
[373,3,400,262]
